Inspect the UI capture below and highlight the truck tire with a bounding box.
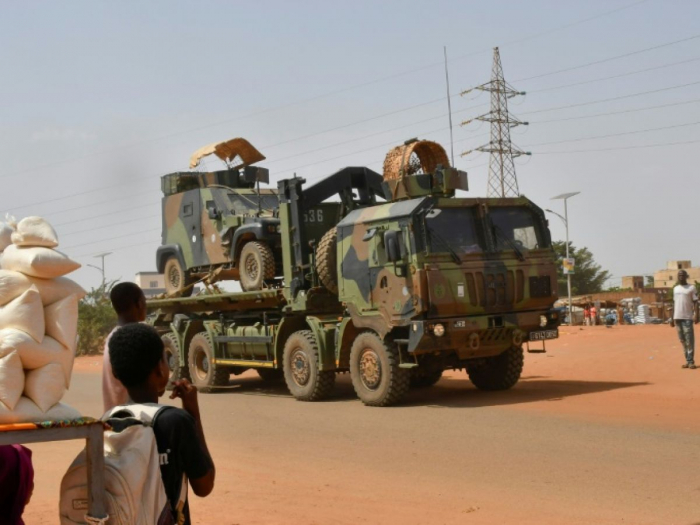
[349,332,410,407]
[239,241,275,291]
[283,330,335,401]
[257,367,284,383]
[188,332,230,393]
[164,256,193,297]
[162,332,189,390]
[467,345,524,391]
[410,368,443,388]
[316,227,338,294]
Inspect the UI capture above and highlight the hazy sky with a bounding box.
[1,0,698,291]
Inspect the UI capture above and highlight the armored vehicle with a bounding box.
[149,140,560,406]
[157,138,281,295]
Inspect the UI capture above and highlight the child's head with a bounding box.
[110,282,147,323]
[109,324,169,397]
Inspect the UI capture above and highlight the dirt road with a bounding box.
[24,325,700,524]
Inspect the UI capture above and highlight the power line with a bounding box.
[521,80,700,115]
[62,227,161,252]
[524,120,700,147]
[531,98,700,123]
[536,138,700,154]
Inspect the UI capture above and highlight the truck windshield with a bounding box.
[488,207,547,250]
[228,194,279,214]
[425,208,483,255]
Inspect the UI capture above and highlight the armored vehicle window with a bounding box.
[425,208,483,255]
[228,194,279,214]
[488,207,546,250]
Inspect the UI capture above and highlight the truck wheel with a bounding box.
[410,368,443,388]
[467,345,524,391]
[283,330,335,401]
[188,332,229,393]
[162,332,189,390]
[257,368,284,383]
[349,332,410,407]
[164,256,193,297]
[239,241,275,291]
[316,227,338,294]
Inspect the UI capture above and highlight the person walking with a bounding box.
[584,305,591,326]
[590,304,597,326]
[670,270,699,369]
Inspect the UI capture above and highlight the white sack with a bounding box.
[0,397,81,424]
[0,329,73,386]
[11,216,59,248]
[0,351,24,410]
[24,363,66,412]
[0,222,13,252]
[45,294,78,350]
[1,245,80,278]
[0,271,86,306]
[0,287,45,342]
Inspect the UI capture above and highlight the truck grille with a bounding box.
[464,270,525,307]
[529,276,552,298]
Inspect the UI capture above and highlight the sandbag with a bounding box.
[1,245,80,278]
[0,351,24,410]
[0,222,12,252]
[11,216,59,248]
[24,363,65,412]
[0,397,81,424]
[45,295,78,350]
[0,271,86,306]
[0,329,73,386]
[0,287,45,342]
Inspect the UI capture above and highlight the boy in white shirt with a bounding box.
[670,270,699,369]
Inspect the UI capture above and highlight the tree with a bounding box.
[552,241,610,296]
[645,275,655,288]
[77,281,117,356]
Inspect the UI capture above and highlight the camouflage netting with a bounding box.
[382,140,450,181]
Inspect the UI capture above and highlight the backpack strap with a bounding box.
[102,403,172,426]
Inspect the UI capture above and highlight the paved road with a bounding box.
[24,326,700,524]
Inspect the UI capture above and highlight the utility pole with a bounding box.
[87,252,112,287]
[460,47,530,197]
[547,192,580,326]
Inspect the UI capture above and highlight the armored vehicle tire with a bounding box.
[162,332,189,390]
[187,332,230,393]
[316,227,338,294]
[257,367,284,382]
[239,241,276,291]
[282,330,335,401]
[164,256,193,297]
[409,367,443,389]
[349,332,410,407]
[467,345,524,391]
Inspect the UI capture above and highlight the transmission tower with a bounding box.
[461,47,530,198]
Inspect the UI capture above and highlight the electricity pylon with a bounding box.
[461,47,530,198]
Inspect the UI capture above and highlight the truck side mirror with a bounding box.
[384,230,403,262]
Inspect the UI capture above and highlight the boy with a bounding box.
[108,323,215,524]
[670,269,699,369]
[102,282,147,412]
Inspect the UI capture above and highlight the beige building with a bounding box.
[621,275,644,291]
[135,271,166,298]
[653,261,700,288]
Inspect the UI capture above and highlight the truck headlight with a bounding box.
[433,323,446,337]
[539,315,548,327]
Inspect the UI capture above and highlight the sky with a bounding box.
[0,0,698,291]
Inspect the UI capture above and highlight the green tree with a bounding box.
[645,275,655,287]
[77,281,117,356]
[552,241,610,296]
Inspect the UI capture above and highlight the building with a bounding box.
[135,272,166,298]
[653,261,700,288]
[621,275,644,291]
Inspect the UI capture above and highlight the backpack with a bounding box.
[59,403,188,525]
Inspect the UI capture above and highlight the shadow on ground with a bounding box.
[206,373,649,409]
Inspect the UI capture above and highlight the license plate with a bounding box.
[529,329,558,341]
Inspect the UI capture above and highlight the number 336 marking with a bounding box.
[304,209,324,222]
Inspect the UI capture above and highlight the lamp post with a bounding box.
[86,252,112,287]
[546,191,580,326]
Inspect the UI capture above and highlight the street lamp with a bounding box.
[546,191,580,326]
[86,252,112,286]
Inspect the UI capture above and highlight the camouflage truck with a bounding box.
[148,140,560,407]
[157,138,282,295]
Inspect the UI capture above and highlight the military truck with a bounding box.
[148,140,561,406]
[157,138,282,295]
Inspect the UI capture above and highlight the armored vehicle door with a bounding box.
[181,189,204,268]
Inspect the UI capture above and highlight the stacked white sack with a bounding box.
[0,217,85,423]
